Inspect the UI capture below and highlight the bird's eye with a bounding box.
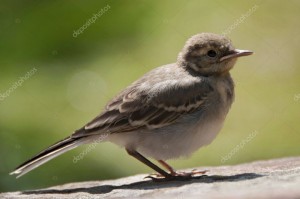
[207,50,217,58]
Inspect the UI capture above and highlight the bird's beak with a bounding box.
[220,49,253,62]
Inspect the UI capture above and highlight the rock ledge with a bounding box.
[2,157,300,199]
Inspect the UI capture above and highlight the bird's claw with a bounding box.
[145,169,208,182]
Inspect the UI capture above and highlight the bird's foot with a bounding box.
[188,169,208,176]
[145,169,208,182]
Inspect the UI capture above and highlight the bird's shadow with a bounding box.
[23,173,263,195]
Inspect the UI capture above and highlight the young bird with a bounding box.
[10,33,253,180]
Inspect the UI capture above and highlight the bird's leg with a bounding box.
[158,160,177,175]
[125,149,172,179]
[158,160,208,177]
[125,149,206,181]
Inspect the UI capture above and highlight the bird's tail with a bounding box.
[10,136,85,178]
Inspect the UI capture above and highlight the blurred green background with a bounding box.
[1,0,299,192]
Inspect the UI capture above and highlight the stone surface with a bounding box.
[2,157,300,199]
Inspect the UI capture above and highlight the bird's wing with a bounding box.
[72,76,213,137]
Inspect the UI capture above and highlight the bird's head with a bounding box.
[177,33,253,76]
